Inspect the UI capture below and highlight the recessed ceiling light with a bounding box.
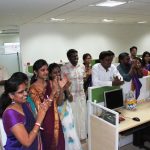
[103,19,115,22]
[137,21,147,24]
[91,0,127,7]
[50,18,65,22]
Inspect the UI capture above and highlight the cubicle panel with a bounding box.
[88,102,119,150]
[88,86,120,103]
[90,116,117,150]
[28,65,33,74]
[91,59,99,66]
[89,76,150,104]
[139,76,150,100]
[121,76,150,101]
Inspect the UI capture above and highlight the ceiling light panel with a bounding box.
[137,21,147,24]
[94,1,127,7]
[50,18,65,21]
[103,18,115,22]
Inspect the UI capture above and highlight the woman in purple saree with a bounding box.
[3,103,39,150]
[0,72,49,150]
[29,59,65,150]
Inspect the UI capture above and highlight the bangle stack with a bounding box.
[35,122,44,130]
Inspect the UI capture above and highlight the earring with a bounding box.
[35,73,38,79]
[11,100,15,104]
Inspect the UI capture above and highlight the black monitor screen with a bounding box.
[104,89,124,109]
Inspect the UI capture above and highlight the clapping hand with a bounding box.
[36,99,50,124]
[112,76,124,86]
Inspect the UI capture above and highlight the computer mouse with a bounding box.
[132,117,140,122]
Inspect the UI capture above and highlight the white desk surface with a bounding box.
[119,101,150,132]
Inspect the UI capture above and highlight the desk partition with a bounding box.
[88,102,119,150]
[88,76,150,149]
[88,86,120,103]
[88,76,150,104]
[121,76,150,101]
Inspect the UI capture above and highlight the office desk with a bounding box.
[118,101,150,133]
[88,100,150,150]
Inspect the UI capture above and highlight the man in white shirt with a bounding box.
[92,51,124,87]
[61,49,87,141]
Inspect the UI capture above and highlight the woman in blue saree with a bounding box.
[48,63,82,150]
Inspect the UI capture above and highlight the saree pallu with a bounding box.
[3,103,40,150]
[131,75,142,99]
[41,81,65,150]
[58,101,82,150]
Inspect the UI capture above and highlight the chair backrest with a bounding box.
[28,65,33,74]
[91,59,99,66]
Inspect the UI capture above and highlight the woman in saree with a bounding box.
[10,72,36,116]
[142,51,150,71]
[29,59,65,150]
[0,73,49,150]
[83,53,92,100]
[48,63,82,150]
[133,57,150,77]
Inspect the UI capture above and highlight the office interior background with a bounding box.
[0,0,150,73]
[0,1,150,150]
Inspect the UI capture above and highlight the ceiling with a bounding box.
[0,0,150,32]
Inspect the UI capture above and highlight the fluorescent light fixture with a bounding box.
[137,21,147,24]
[0,30,2,34]
[103,19,115,22]
[94,0,127,7]
[50,18,65,22]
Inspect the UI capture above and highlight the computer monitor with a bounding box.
[104,88,124,110]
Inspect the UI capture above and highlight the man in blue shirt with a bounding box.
[117,52,134,82]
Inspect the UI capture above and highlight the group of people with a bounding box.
[0,47,150,150]
[0,49,87,150]
[117,48,150,82]
[92,47,150,88]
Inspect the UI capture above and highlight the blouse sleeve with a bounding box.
[2,109,24,134]
[29,86,42,109]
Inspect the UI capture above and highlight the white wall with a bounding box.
[0,34,19,53]
[20,23,150,71]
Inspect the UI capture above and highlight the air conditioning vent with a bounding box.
[0,29,19,34]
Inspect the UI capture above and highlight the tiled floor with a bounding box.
[120,142,150,150]
[120,144,143,150]
[82,142,150,150]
